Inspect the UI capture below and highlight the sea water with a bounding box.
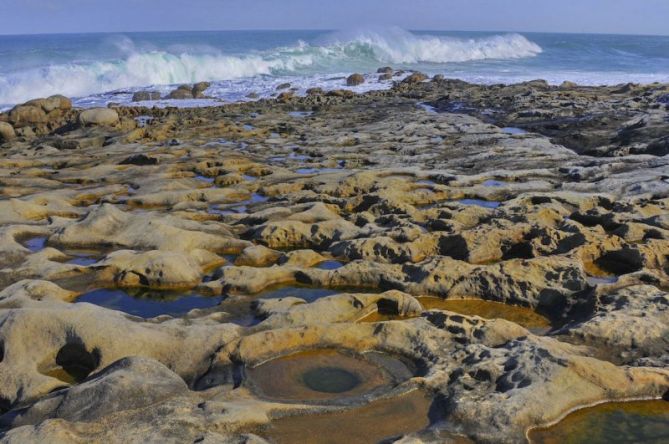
[1,27,668,110]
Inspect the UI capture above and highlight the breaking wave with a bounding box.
[0,28,543,105]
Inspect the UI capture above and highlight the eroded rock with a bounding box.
[0,79,668,443]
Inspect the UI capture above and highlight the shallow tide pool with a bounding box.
[501,127,528,135]
[360,297,552,334]
[77,288,223,318]
[528,400,669,444]
[459,199,502,209]
[21,236,48,252]
[253,285,341,303]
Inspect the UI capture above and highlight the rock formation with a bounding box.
[0,78,668,443]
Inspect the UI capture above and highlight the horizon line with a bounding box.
[0,28,668,38]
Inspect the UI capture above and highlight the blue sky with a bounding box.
[0,0,667,35]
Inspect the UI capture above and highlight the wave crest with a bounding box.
[0,51,315,105]
[320,27,542,64]
[0,28,542,105]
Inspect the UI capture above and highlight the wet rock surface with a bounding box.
[0,79,668,443]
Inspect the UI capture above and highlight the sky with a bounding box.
[0,0,667,36]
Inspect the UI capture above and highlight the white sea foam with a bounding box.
[0,28,543,106]
[319,27,543,64]
[0,51,314,105]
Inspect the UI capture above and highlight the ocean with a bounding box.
[0,27,668,110]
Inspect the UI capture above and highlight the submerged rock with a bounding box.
[131,91,161,102]
[166,84,195,99]
[166,82,211,100]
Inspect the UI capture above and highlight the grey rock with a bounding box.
[131,91,161,102]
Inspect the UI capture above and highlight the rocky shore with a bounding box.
[0,75,668,443]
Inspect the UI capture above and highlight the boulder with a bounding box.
[43,95,72,112]
[0,121,16,141]
[14,126,35,138]
[275,82,292,91]
[378,73,393,81]
[192,82,211,98]
[306,88,324,96]
[346,73,365,86]
[78,108,119,126]
[523,79,551,90]
[277,91,295,102]
[25,95,72,113]
[132,91,161,102]
[402,72,428,84]
[8,105,47,127]
[560,80,578,89]
[166,85,194,100]
[377,66,393,75]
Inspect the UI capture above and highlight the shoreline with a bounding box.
[3,28,669,108]
[0,74,668,442]
[5,73,669,114]
[5,72,668,157]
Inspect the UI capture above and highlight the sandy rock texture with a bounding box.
[0,78,668,443]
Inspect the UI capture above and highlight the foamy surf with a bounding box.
[0,29,542,107]
[1,28,668,109]
[319,27,542,64]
